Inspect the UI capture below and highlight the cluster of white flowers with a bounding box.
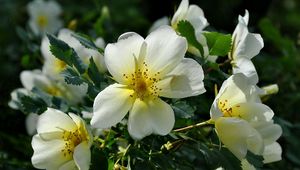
[9,0,283,169]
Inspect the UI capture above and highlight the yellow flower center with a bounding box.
[217,99,241,118]
[37,15,48,28]
[54,59,67,73]
[45,86,62,97]
[123,62,162,100]
[61,126,88,158]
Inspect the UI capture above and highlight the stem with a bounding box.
[173,119,214,132]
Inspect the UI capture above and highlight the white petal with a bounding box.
[232,58,258,85]
[37,108,76,134]
[235,102,274,122]
[73,142,91,170]
[158,58,205,98]
[263,142,282,163]
[95,37,105,48]
[41,35,53,61]
[59,160,77,170]
[149,16,170,33]
[186,5,208,32]
[128,98,175,140]
[217,74,255,108]
[215,117,263,160]
[241,159,256,170]
[255,122,282,145]
[104,32,144,84]
[31,135,69,169]
[91,84,135,128]
[20,70,51,90]
[171,0,189,27]
[8,88,29,109]
[144,26,188,76]
[235,33,264,60]
[25,113,39,135]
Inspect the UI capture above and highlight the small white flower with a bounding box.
[41,28,106,80]
[20,69,87,104]
[91,26,205,139]
[27,0,63,35]
[31,108,93,170]
[171,0,216,61]
[229,10,264,85]
[210,74,282,162]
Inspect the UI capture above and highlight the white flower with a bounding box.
[27,0,63,35]
[210,74,282,162]
[25,113,39,135]
[41,28,106,80]
[91,26,205,139]
[171,0,208,34]
[20,69,87,104]
[31,108,93,170]
[171,0,216,61]
[229,10,264,85]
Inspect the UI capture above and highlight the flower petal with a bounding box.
[73,142,91,170]
[158,58,205,98]
[31,135,69,169]
[186,5,208,32]
[104,32,144,84]
[255,121,282,145]
[236,102,274,122]
[235,33,264,60]
[171,0,189,28]
[149,17,170,33]
[217,74,255,108]
[232,58,258,85]
[59,160,77,170]
[37,108,76,133]
[128,98,175,140]
[20,70,51,90]
[91,84,135,128]
[215,117,263,160]
[144,26,188,76]
[25,113,39,135]
[263,142,282,163]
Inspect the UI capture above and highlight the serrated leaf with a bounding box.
[87,57,102,88]
[20,95,47,114]
[47,34,87,74]
[246,151,264,168]
[72,33,104,53]
[177,20,204,57]
[203,32,232,56]
[61,67,85,85]
[171,100,196,119]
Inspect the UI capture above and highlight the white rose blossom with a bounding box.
[41,28,106,80]
[91,26,206,140]
[27,0,63,35]
[171,0,217,62]
[31,108,93,170]
[229,10,264,85]
[20,69,87,105]
[210,74,282,163]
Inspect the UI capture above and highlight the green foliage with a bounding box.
[72,33,104,53]
[61,67,85,85]
[177,20,204,57]
[47,34,87,74]
[203,32,232,56]
[20,94,47,115]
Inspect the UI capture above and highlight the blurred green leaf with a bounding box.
[203,32,232,56]
[47,34,87,74]
[177,20,204,57]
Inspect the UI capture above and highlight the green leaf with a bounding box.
[47,34,87,74]
[61,67,85,85]
[87,57,102,88]
[171,100,196,119]
[203,32,232,56]
[245,151,264,168]
[72,33,104,53]
[177,20,204,57]
[20,95,47,114]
